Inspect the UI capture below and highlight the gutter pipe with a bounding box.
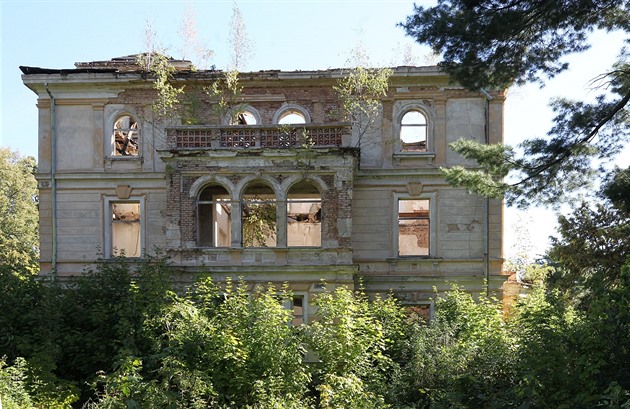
[45,84,57,279]
[480,87,493,296]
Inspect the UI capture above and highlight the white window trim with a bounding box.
[104,106,142,159]
[103,196,145,258]
[223,105,262,125]
[393,101,435,154]
[272,104,311,124]
[393,192,437,258]
[283,292,309,325]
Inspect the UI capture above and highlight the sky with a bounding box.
[1,0,628,260]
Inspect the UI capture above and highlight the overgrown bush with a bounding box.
[2,255,630,408]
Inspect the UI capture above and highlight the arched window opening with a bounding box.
[242,183,277,247]
[230,110,258,125]
[113,115,139,156]
[400,110,427,152]
[198,185,231,247]
[287,181,321,247]
[278,110,306,125]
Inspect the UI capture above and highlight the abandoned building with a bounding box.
[21,55,506,321]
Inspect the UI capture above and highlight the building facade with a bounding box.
[21,56,506,320]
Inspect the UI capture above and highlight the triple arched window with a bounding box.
[196,179,322,248]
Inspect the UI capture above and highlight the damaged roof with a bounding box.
[20,54,443,79]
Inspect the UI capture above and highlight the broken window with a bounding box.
[287,181,321,247]
[230,109,258,125]
[400,110,427,152]
[398,199,430,256]
[242,183,277,247]
[198,185,231,247]
[112,115,139,156]
[284,294,307,326]
[278,110,306,125]
[111,202,141,257]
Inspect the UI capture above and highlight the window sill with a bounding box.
[393,152,436,166]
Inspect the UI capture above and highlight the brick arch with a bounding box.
[189,175,236,200]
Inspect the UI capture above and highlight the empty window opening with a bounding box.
[231,110,258,125]
[398,199,430,256]
[287,181,321,247]
[278,110,306,125]
[400,110,427,152]
[113,115,139,156]
[242,183,277,247]
[111,202,141,257]
[405,304,433,323]
[198,185,231,247]
[283,294,307,326]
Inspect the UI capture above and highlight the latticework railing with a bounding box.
[167,124,350,149]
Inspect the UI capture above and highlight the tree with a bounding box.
[401,0,630,207]
[546,166,630,304]
[0,148,38,274]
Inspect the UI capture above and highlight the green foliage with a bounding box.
[306,286,404,408]
[402,1,630,207]
[602,165,630,214]
[391,288,517,408]
[206,69,243,124]
[241,202,277,247]
[0,148,38,275]
[3,251,630,407]
[137,53,186,120]
[401,0,629,90]
[548,201,630,303]
[334,66,392,147]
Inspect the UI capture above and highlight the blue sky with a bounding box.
[2,0,628,258]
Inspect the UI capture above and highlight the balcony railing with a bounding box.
[167,123,351,149]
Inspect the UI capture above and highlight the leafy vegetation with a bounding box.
[0,148,38,275]
[1,154,629,406]
[402,0,630,207]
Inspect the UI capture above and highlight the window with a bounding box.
[400,110,427,152]
[287,181,321,247]
[198,185,231,247]
[284,293,308,326]
[227,106,261,125]
[278,110,306,124]
[242,183,277,247]
[398,199,430,256]
[273,105,311,124]
[109,201,142,257]
[112,115,139,156]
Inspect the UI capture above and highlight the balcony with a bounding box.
[167,123,351,150]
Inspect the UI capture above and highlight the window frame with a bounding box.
[283,292,309,326]
[286,180,322,248]
[104,106,143,160]
[393,102,434,154]
[272,104,311,124]
[224,105,262,125]
[394,192,437,258]
[103,196,145,259]
[197,184,233,248]
[240,181,279,248]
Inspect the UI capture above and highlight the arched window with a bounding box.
[278,110,306,125]
[112,115,139,156]
[242,182,277,247]
[198,185,231,247]
[227,106,261,125]
[273,105,311,124]
[287,181,321,247]
[400,110,427,152]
